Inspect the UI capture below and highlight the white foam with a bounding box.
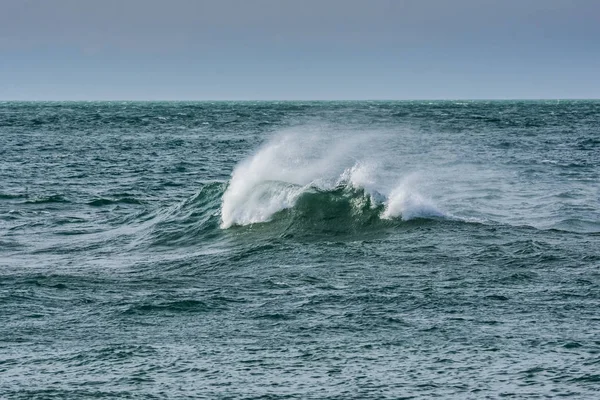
[220,128,443,228]
[382,178,445,220]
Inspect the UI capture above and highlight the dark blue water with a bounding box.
[1,101,599,398]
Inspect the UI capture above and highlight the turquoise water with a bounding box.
[1,101,599,398]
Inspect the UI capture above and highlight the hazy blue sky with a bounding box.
[1,0,599,100]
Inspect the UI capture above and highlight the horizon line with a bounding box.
[1,98,599,102]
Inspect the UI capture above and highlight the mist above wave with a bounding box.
[220,128,444,228]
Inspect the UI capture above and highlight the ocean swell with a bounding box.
[220,131,444,228]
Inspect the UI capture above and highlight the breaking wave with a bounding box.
[220,130,445,228]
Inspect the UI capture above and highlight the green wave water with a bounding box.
[1,101,599,399]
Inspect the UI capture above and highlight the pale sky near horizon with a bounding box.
[1,0,599,100]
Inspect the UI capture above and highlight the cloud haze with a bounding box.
[1,0,599,100]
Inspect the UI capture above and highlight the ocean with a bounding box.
[1,100,599,399]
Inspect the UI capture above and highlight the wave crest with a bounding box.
[220,131,445,228]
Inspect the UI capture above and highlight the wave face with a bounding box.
[221,131,444,228]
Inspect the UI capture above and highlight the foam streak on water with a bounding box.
[1,101,599,399]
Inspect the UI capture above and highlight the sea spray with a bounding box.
[382,175,445,220]
[220,129,444,227]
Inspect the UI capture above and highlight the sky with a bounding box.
[1,0,599,100]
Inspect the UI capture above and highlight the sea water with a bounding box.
[1,101,599,398]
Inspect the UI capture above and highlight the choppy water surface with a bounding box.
[1,101,599,399]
